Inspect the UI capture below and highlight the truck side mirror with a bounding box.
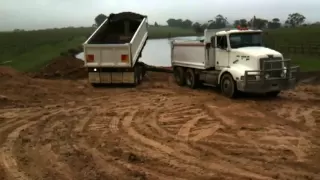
[211,37,215,48]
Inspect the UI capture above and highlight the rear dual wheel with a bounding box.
[185,68,198,89]
[174,67,198,89]
[134,65,142,86]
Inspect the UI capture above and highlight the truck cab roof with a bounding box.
[216,29,262,36]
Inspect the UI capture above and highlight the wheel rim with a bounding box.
[186,72,192,86]
[222,78,232,96]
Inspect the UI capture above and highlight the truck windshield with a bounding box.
[229,32,263,48]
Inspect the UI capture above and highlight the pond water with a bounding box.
[76,36,203,67]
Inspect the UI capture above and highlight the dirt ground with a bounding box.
[0,65,320,180]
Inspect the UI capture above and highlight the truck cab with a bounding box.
[171,27,300,98]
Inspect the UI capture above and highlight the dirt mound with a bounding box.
[0,66,20,78]
[36,56,87,79]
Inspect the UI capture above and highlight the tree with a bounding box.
[166,18,193,28]
[192,22,203,33]
[234,19,248,27]
[285,13,306,27]
[207,14,227,29]
[248,16,268,29]
[182,19,193,28]
[154,22,159,27]
[268,18,281,29]
[95,14,108,27]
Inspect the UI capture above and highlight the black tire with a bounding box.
[185,68,198,89]
[220,73,237,98]
[134,66,141,86]
[266,91,281,97]
[173,67,185,86]
[138,66,143,82]
[91,83,99,88]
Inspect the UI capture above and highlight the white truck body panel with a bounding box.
[83,17,148,68]
[84,44,131,67]
[171,41,207,69]
[130,18,148,66]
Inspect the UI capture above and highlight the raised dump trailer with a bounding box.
[83,12,148,85]
[171,27,300,98]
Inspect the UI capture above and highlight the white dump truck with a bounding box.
[83,12,148,85]
[170,27,300,98]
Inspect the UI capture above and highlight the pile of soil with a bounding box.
[0,65,93,108]
[0,66,21,78]
[36,56,87,79]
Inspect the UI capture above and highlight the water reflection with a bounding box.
[76,36,203,67]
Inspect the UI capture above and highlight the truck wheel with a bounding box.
[174,67,185,86]
[134,66,141,85]
[220,73,237,98]
[139,66,143,82]
[185,68,197,89]
[266,91,281,97]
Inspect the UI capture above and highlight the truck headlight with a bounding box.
[280,72,286,78]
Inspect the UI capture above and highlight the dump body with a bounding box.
[171,40,207,69]
[82,12,148,85]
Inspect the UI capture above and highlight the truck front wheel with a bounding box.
[220,73,237,98]
[174,67,185,86]
[185,68,198,89]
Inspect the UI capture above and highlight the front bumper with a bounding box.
[237,65,300,93]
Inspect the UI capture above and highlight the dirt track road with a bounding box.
[1,69,320,180]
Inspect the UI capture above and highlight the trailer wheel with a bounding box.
[220,73,237,98]
[134,66,141,86]
[266,91,281,98]
[185,68,197,89]
[139,66,143,82]
[174,67,185,86]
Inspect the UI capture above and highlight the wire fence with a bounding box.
[266,43,320,56]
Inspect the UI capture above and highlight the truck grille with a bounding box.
[260,57,283,78]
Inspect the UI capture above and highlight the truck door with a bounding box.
[215,35,229,69]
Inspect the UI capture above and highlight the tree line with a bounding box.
[93,12,320,34]
[162,13,309,33]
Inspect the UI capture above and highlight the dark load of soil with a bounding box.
[35,56,87,79]
[88,12,146,44]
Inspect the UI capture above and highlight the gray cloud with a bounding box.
[0,0,319,31]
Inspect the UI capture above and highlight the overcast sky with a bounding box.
[0,0,319,31]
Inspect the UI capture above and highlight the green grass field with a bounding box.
[0,25,319,72]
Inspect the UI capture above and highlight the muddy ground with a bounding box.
[0,63,320,180]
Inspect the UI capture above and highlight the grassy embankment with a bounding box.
[0,25,319,72]
[263,26,320,71]
[0,26,197,72]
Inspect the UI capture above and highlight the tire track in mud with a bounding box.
[71,92,320,179]
[0,82,319,179]
[0,109,44,180]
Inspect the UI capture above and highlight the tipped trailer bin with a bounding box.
[83,12,149,85]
